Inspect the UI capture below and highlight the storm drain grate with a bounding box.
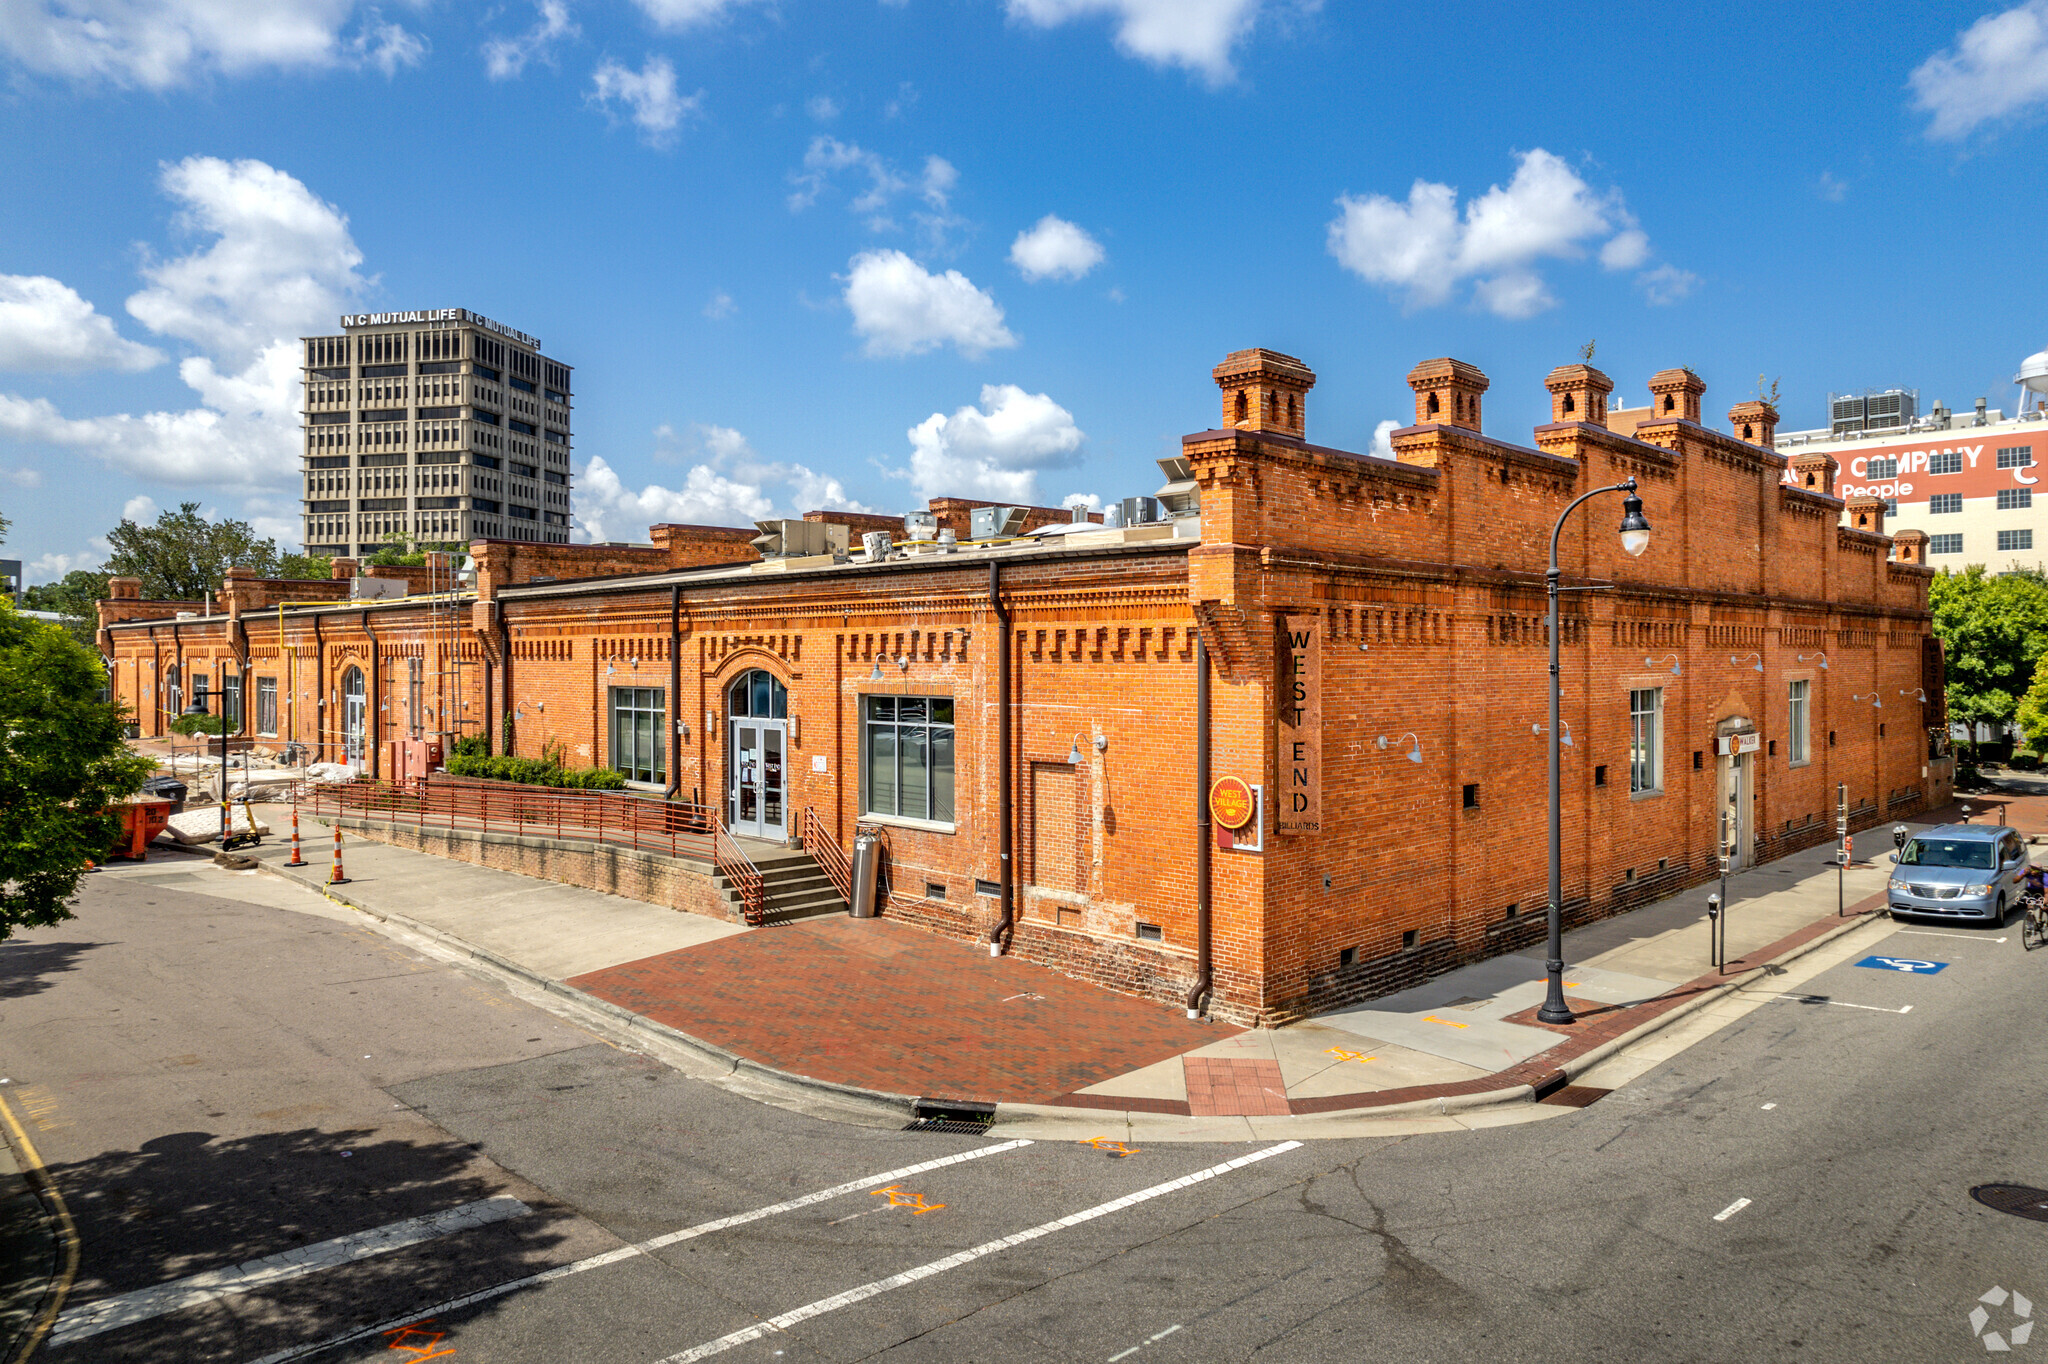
[1538,1085,1612,1109]
[1972,1185,2048,1222]
[905,1098,995,1135]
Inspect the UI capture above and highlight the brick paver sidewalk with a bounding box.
[568,916,1235,1104]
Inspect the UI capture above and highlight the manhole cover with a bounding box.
[1972,1185,2048,1222]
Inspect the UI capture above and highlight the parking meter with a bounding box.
[1706,893,1721,922]
[1892,824,1908,851]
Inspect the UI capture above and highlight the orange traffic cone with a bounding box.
[328,823,349,885]
[287,804,306,866]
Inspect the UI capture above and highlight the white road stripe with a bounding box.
[655,1142,1304,1364]
[242,1139,1033,1364]
[1896,930,2006,943]
[1713,1197,1752,1222]
[56,1196,532,1347]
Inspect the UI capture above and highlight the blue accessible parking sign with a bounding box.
[1856,956,1949,974]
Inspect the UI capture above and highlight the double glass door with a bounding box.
[729,719,786,840]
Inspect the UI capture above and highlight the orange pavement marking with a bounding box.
[1082,1136,1141,1157]
[870,1185,945,1215]
[1423,1016,1470,1030]
[1324,1048,1377,1064]
[384,1322,456,1360]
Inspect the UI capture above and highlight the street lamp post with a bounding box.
[1539,477,1651,1026]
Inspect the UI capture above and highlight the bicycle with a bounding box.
[2022,865,2048,951]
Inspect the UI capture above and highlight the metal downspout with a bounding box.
[313,614,325,764]
[666,582,682,798]
[1186,635,1213,1019]
[498,608,513,757]
[988,560,1014,956]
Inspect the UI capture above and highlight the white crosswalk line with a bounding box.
[655,1141,1305,1364]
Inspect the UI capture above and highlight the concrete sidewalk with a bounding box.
[190,802,1968,1139]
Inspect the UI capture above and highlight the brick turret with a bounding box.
[1728,400,1779,448]
[1789,449,1838,494]
[1646,368,1705,424]
[1407,357,1488,433]
[1845,494,1887,536]
[1214,348,1315,439]
[1543,363,1614,427]
[1893,528,1930,564]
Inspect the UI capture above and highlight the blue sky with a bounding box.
[4,0,2048,580]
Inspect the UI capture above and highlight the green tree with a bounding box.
[0,601,153,938]
[276,552,334,581]
[364,532,462,569]
[1929,565,2048,753]
[2018,668,2048,755]
[104,501,282,600]
[20,569,110,647]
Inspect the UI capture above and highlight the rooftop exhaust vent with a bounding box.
[969,506,1028,541]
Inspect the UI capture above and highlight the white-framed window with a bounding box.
[256,677,278,736]
[1930,533,1964,555]
[222,672,241,730]
[862,695,955,823]
[1788,679,1810,765]
[608,686,665,784]
[1929,493,1963,514]
[1999,529,2034,552]
[1998,488,2033,511]
[1997,445,2035,468]
[1629,688,1663,795]
[1867,456,1898,478]
[1929,450,1964,474]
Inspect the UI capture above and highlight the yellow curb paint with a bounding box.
[0,1087,80,1361]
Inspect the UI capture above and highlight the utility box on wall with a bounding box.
[391,738,444,784]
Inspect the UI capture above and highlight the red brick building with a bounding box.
[99,349,1949,1023]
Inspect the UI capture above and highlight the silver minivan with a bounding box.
[1888,825,2033,923]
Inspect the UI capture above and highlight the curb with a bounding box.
[252,856,923,1123]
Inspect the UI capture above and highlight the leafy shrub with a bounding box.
[169,712,227,736]
[2009,751,2041,772]
[444,753,626,790]
[450,732,488,759]
[1958,763,1982,787]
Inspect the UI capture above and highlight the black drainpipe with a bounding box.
[313,613,325,764]
[987,560,1013,956]
[1185,635,1213,1019]
[498,606,513,756]
[665,582,682,799]
[362,609,380,780]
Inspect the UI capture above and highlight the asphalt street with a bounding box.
[3,852,2042,1363]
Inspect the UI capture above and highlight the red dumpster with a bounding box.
[111,794,175,861]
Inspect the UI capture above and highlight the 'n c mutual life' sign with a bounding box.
[1276,614,1321,835]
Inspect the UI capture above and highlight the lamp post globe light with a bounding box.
[1539,477,1651,1027]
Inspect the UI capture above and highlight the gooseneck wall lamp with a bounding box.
[1646,654,1681,677]
[1540,477,1651,1027]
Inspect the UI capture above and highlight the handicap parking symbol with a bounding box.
[1856,955,1949,974]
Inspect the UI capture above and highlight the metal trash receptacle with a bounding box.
[140,775,189,812]
[850,830,882,918]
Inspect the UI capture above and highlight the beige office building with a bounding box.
[301,309,573,556]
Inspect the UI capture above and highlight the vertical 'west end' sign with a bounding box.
[1276,615,1321,835]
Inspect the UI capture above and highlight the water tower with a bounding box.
[2015,348,2048,417]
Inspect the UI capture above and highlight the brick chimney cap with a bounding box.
[1406,357,1489,391]
[1647,367,1707,395]
[1212,348,1316,386]
[1844,492,1887,509]
[1543,363,1614,394]
[1893,527,1930,542]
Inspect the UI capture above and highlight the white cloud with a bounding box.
[1910,0,2048,140]
[1061,491,1102,512]
[1817,170,1848,203]
[703,290,736,320]
[0,157,365,514]
[921,155,958,209]
[0,0,425,89]
[899,384,1083,501]
[1009,214,1105,282]
[630,0,765,30]
[484,0,577,79]
[590,55,698,146]
[1369,418,1399,460]
[575,425,880,542]
[1005,0,1278,84]
[122,494,159,523]
[343,8,425,76]
[842,250,1016,358]
[4,466,44,487]
[1327,148,1678,319]
[806,94,840,121]
[29,551,100,581]
[0,275,163,373]
[788,136,908,218]
[1636,264,1699,306]
[127,156,367,362]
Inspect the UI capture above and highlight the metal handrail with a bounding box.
[801,805,852,904]
[302,774,770,926]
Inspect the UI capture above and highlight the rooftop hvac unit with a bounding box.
[350,575,408,599]
[750,519,842,558]
[1155,456,1199,517]
[904,509,938,540]
[1120,495,1162,526]
[1830,389,1918,437]
[969,505,1027,541]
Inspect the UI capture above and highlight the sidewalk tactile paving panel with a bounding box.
[1183,1057,1289,1116]
[567,916,1235,1105]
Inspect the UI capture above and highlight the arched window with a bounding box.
[1286,393,1297,427]
[728,668,787,719]
[1234,390,1248,423]
[1427,392,1440,415]
[1562,393,1577,415]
